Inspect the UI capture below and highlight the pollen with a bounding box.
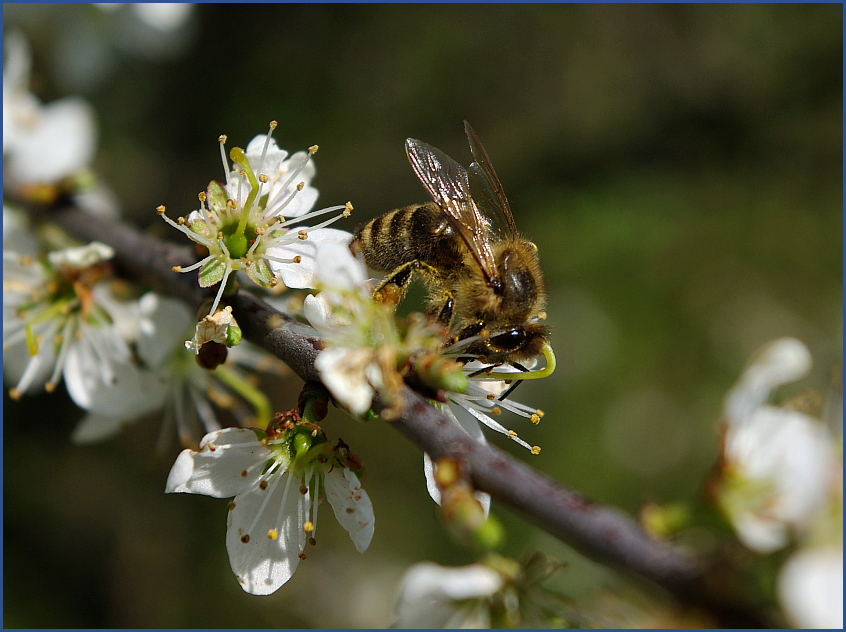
[241,534,250,543]
[269,120,278,130]
[507,429,518,438]
[303,521,314,533]
[296,182,305,191]
[530,413,541,424]
[176,216,186,225]
[218,135,227,144]
[537,311,547,320]
[486,393,496,400]
[156,205,167,215]
[490,406,502,415]
[259,174,269,183]
[172,266,183,272]
[198,191,207,202]
[531,446,541,455]
[308,145,318,154]
[536,409,545,418]
[267,529,279,540]
[343,201,354,217]
[297,230,308,240]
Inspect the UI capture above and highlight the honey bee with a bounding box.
[350,121,548,364]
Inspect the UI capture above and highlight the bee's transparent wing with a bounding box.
[405,137,499,285]
[464,120,519,237]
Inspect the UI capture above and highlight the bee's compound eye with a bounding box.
[488,327,527,352]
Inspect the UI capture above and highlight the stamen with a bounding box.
[219,135,231,188]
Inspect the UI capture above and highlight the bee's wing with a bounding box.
[464,120,519,237]
[405,137,499,286]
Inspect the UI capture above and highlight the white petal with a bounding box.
[131,2,193,32]
[165,428,270,498]
[303,293,338,332]
[225,472,302,595]
[393,562,503,628]
[778,546,843,629]
[725,338,812,426]
[71,411,127,444]
[315,347,375,415]
[63,325,168,418]
[324,467,375,553]
[136,292,193,367]
[268,228,353,290]
[8,96,96,183]
[313,239,369,290]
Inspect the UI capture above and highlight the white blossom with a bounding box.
[3,241,148,411]
[166,425,374,595]
[718,338,838,553]
[158,124,353,316]
[3,30,96,186]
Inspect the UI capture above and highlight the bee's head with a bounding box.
[466,321,550,364]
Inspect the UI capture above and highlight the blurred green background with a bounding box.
[3,3,841,628]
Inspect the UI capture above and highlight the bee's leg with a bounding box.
[434,293,454,324]
[373,260,442,305]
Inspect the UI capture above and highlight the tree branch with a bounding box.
[48,203,773,628]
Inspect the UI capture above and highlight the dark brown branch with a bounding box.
[49,204,773,628]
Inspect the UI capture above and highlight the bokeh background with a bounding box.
[3,3,841,628]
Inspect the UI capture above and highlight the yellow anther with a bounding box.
[45,381,56,393]
[296,182,305,191]
[536,409,544,418]
[308,145,318,154]
[269,120,278,130]
[267,529,279,540]
[537,311,547,320]
[343,201,354,216]
[172,266,183,272]
[156,205,166,215]
[198,191,207,202]
[218,135,227,144]
[507,429,517,438]
[292,256,302,264]
[531,446,541,455]
[303,521,314,533]
[530,413,541,424]
[226,199,237,209]
[486,393,496,400]
[259,174,269,183]
[255,227,265,235]
[298,231,308,240]
[269,277,279,287]
[177,217,186,225]
[490,406,502,415]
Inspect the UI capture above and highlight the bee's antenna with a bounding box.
[498,362,528,400]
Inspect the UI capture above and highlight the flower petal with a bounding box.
[315,346,375,415]
[393,562,503,628]
[225,471,302,595]
[165,427,269,498]
[324,466,375,553]
[268,228,353,290]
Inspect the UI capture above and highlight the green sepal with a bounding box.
[246,257,275,288]
[225,323,242,347]
[206,181,229,213]
[198,257,226,287]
